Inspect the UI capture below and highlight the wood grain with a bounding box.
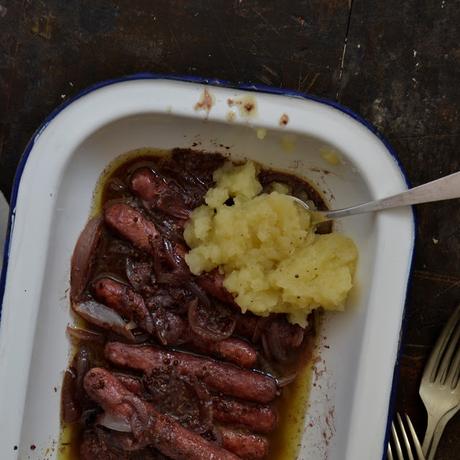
[0,0,458,458]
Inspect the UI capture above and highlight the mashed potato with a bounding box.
[184,161,358,326]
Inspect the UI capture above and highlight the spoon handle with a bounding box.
[326,171,460,219]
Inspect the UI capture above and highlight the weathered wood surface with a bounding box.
[0,1,459,458]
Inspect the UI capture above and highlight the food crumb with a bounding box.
[279,113,289,126]
[281,135,296,152]
[432,237,439,244]
[256,128,267,140]
[226,110,236,122]
[320,147,341,166]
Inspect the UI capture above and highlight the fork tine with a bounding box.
[445,324,460,388]
[391,420,405,460]
[439,316,460,384]
[423,304,460,383]
[388,443,394,460]
[450,348,460,389]
[397,413,415,460]
[405,414,425,460]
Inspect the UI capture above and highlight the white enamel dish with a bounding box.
[0,76,414,460]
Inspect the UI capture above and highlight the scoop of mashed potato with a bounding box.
[184,161,358,326]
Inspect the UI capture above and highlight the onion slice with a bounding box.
[97,412,132,433]
[66,326,105,343]
[61,368,80,423]
[72,300,135,341]
[70,216,103,303]
[188,299,236,342]
[276,372,298,388]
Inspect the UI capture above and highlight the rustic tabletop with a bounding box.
[0,1,459,458]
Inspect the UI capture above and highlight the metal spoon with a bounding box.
[292,171,460,220]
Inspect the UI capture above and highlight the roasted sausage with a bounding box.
[131,168,190,220]
[112,373,144,396]
[220,427,269,460]
[92,278,154,334]
[212,397,277,434]
[189,335,257,369]
[105,342,277,404]
[112,363,275,433]
[196,270,236,305]
[84,368,239,460]
[104,203,159,253]
[130,168,167,202]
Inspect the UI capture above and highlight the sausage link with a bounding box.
[92,278,154,334]
[105,342,277,404]
[131,168,190,220]
[190,335,257,369]
[220,427,269,460]
[213,397,277,434]
[131,168,167,201]
[112,372,144,396]
[84,368,239,460]
[196,270,236,305]
[104,203,159,253]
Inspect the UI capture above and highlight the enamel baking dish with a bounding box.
[0,76,414,460]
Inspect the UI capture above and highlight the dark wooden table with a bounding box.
[1,1,459,458]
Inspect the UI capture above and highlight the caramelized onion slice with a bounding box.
[72,300,135,341]
[97,412,132,433]
[61,368,80,424]
[188,299,236,342]
[66,326,105,343]
[276,372,298,388]
[70,216,103,303]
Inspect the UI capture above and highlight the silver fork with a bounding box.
[387,412,425,460]
[419,304,460,459]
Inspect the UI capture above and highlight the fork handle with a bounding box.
[326,170,460,219]
[425,406,459,460]
[422,415,439,456]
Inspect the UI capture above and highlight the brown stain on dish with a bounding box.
[279,113,289,126]
[194,88,215,116]
[227,95,257,118]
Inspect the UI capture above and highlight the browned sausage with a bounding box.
[84,368,239,460]
[220,427,269,460]
[104,203,159,253]
[131,168,190,220]
[92,278,154,334]
[131,168,167,201]
[190,335,257,369]
[213,397,277,434]
[117,370,278,434]
[105,342,277,404]
[112,372,144,396]
[71,216,103,303]
[196,270,236,305]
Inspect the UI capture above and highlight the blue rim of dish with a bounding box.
[0,72,415,458]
